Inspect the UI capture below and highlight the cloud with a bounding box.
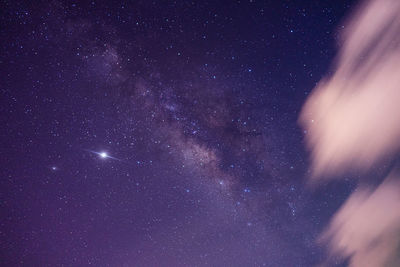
[319,176,400,267]
[298,0,400,266]
[299,0,400,178]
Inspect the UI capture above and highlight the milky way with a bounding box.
[1,1,358,266]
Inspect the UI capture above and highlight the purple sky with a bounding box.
[1,1,360,266]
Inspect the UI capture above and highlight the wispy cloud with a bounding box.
[299,0,400,266]
[299,0,400,179]
[320,176,400,267]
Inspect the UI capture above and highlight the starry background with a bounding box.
[1,1,358,266]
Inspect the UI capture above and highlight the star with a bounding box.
[84,149,121,161]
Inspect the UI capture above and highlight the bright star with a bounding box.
[83,149,121,161]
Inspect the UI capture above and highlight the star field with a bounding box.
[1,1,357,266]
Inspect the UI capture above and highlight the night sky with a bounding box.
[1,1,359,266]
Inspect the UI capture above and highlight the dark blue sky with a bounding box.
[1,1,358,266]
